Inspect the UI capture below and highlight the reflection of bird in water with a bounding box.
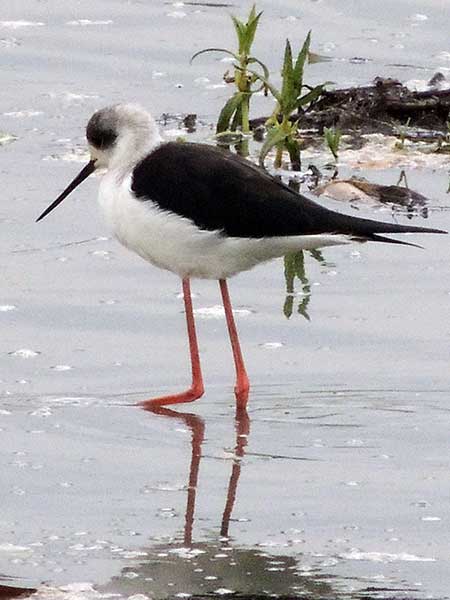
[36,104,446,410]
[99,407,336,599]
[142,405,249,546]
[100,541,336,599]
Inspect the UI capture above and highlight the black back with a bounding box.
[131,142,443,240]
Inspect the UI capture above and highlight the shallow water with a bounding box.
[1,1,450,598]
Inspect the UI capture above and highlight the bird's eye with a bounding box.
[86,126,117,150]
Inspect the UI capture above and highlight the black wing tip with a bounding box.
[349,220,447,245]
[405,226,447,235]
[367,234,424,248]
[358,228,447,248]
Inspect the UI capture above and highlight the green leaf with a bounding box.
[283,254,296,319]
[259,125,290,168]
[216,92,246,133]
[245,67,282,103]
[283,294,294,319]
[293,251,306,281]
[244,10,263,54]
[247,56,270,80]
[216,130,244,144]
[285,137,301,171]
[324,126,342,160]
[248,4,257,22]
[284,254,296,290]
[297,296,311,321]
[190,47,238,64]
[309,249,326,265]
[281,39,294,108]
[231,15,246,53]
[296,83,325,109]
[293,31,311,91]
[230,100,245,130]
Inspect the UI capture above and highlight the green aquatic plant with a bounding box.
[191,5,268,138]
[283,249,331,320]
[283,251,311,320]
[323,126,342,161]
[252,33,327,170]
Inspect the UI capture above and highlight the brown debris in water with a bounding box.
[250,75,450,135]
[0,585,36,600]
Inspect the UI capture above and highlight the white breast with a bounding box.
[97,173,351,280]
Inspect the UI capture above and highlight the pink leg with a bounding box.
[140,278,204,409]
[219,279,250,410]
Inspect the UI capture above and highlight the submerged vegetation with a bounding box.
[283,250,332,320]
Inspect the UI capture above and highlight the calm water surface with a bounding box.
[1,1,450,598]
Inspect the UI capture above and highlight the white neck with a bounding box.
[109,116,163,174]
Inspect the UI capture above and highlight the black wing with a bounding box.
[131,142,445,241]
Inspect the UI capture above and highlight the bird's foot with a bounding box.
[139,384,204,411]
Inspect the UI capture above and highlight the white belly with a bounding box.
[98,173,351,279]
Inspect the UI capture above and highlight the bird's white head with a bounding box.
[36,104,162,222]
[87,103,162,172]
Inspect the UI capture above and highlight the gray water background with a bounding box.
[1,1,450,598]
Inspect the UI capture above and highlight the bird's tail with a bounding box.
[332,212,447,247]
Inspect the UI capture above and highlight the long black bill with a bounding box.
[36,160,96,222]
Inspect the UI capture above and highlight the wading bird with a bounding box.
[37,104,446,410]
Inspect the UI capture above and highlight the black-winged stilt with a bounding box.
[36,104,446,411]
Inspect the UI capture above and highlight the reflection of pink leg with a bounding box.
[219,279,250,410]
[221,408,250,537]
[146,406,205,547]
[140,278,204,410]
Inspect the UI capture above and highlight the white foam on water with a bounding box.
[43,396,98,407]
[47,92,100,104]
[259,342,284,350]
[66,20,113,26]
[166,11,187,18]
[3,110,43,117]
[193,305,253,319]
[0,304,16,311]
[0,132,17,145]
[8,348,40,358]
[0,20,45,28]
[409,13,428,21]
[341,549,436,562]
[168,547,206,558]
[0,542,32,553]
